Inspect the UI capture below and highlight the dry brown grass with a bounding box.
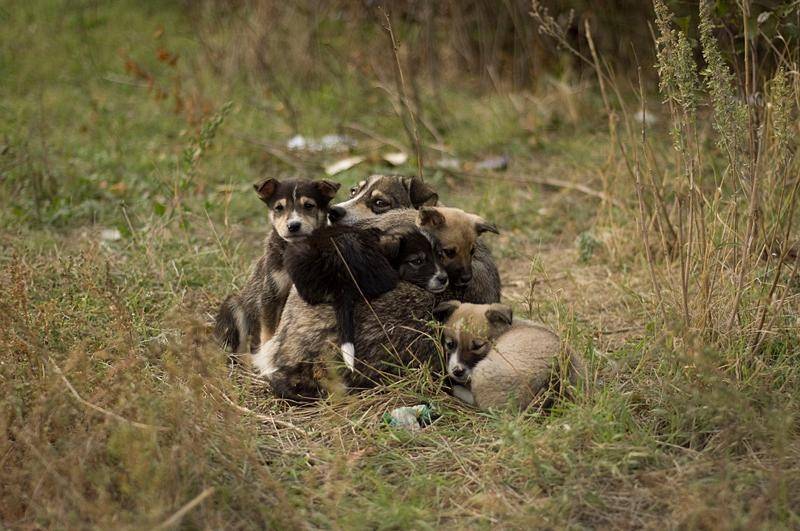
[2,0,799,528]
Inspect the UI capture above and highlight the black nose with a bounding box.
[452,367,465,378]
[436,272,448,284]
[328,206,346,223]
[287,221,301,233]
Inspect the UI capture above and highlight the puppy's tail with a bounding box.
[335,291,356,371]
[214,294,248,354]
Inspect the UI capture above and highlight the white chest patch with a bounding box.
[272,269,293,295]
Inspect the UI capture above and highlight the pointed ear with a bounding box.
[474,216,499,235]
[485,304,512,327]
[403,176,438,208]
[433,300,460,323]
[254,178,279,203]
[418,206,445,228]
[314,180,341,201]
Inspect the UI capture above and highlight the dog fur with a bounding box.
[251,176,501,401]
[328,174,439,224]
[253,206,499,400]
[329,175,501,304]
[252,283,441,402]
[214,177,340,354]
[349,207,501,304]
[435,301,583,411]
[283,223,448,370]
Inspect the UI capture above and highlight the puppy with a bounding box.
[330,177,501,304]
[252,283,441,402]
[352,206,501,303]
[252,205,500,401]
[434,301,582,411]
[284,224,448,370]
[214,177,340,354]
[328,174,438,224]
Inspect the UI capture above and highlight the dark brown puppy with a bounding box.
[253,282,440,402]
[329,175,500,304]
[283,223,448,370]
[214,178,340,354]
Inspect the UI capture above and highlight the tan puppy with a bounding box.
[434,301,582,410]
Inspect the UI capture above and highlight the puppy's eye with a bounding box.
[373,198,388,208]
[440,248,457,259]
[350,187,358,197]
[274,204,285,212]
[303,202,315,210]
[444,338,456,350]
[410,257,424,266]
[471,339,487,351]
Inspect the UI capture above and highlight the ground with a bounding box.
[2,1,798,529]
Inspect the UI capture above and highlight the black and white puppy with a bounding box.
[284,224,449,370]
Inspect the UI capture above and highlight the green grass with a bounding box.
[2,1,799,529]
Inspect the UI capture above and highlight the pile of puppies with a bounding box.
[215,174,581,409]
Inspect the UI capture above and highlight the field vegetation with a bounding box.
[2,0,799,528]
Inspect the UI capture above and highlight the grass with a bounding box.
[2,1,799,529]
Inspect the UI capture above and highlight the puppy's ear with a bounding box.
[433,300,460,322]
[378,233,402,261]
[470,338,491,354]
[474,215,499,235]
[485,304,513,328]
[418,206,445,228]
[403,176,438,207]
[314,180,341,202]
[254,178,279,203]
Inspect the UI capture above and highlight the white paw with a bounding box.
[453,385,475,405]
[251,338,280,377]
[341,342,355,371]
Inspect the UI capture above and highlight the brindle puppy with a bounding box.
[253,283,440,402]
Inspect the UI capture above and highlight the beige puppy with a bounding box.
[434,301,582,410]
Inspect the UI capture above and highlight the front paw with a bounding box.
[452,384,475,405]
[341,342,355,371]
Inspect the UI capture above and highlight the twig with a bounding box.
[597,326,644,335]
[379,7,424,180]
[103,74,149,88]
[48,356,167,431]
[343,122,407,152]
[209,384,307,435]
[447,168,626,209]
[155,487,215,529]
